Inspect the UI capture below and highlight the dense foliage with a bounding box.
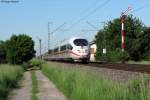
[0,41,7,63]
[0,34,35,64]
[95,15,150,61]
[140,27,150,60]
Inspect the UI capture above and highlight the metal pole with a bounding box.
[48,22,50,51]
[121,14,125,63]
[39,39,42,59]
[120,7,132,63]
[48,22,66,52]
[121,6,132,52]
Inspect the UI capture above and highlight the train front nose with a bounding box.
[72,38,90,61]
[77,47,89,57]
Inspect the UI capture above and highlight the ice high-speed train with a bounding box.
[43,37,90,63]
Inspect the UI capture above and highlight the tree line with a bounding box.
[95,15,150,62]
[0,34,35,64]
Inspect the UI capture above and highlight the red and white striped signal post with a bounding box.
[121,14,125,52]
[121,6,132,52]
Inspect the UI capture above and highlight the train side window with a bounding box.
[67,44,73,50]
[54,48,58,52]
[48,50,52,54]
[60,45,66,51]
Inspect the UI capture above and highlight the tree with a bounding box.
[6,34,35,64]
[0,41,7,63]
[140,27,150,60]
[95,15,144,61]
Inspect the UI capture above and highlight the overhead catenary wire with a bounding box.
[56,0,111,45]
[69,0,138,32]
[68,0,111,30]
[67,0,103,26]
[48,22,66,50]
[78,0,102,15]
[131,3,150,13]
[86,21,99,30]
[51,22,66,34]
[68,0,112,39]
[130,0,141,6]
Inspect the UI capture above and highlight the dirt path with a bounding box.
[9,70,66,100]
[36,70,66,100]
[9,71,32,100]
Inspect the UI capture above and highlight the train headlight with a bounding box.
[77,50,81,53]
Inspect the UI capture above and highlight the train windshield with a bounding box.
[74,39,88,46]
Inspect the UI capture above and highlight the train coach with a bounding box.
[43,37,90,63]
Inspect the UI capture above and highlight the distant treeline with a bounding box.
[95,15,150,62]
[0,34,35,64]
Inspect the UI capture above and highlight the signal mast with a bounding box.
[121,6,132,52]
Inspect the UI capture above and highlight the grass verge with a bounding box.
[31,70,38,100]
[42,62,150,100]
[22,58,42,70]
[0,64,23,100]
[128,61,150,65]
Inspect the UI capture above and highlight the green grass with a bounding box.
[42,62,150,100]
[29,58,42,67]
[31,70,38,100]
[0,64,23,100]
[128,61,150,65]
[22,58,42,70]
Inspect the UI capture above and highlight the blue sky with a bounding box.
[0,0,150,54]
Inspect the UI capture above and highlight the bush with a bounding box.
[22,59,42,70]
[28,58,42,70]
[96,48,129,62]
[22,62,30,70]
[29,58,41,67]
[0,65,23,100]
[107,48,129,62]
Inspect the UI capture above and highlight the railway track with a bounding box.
[48,61,150,74]
[86,63,150,74]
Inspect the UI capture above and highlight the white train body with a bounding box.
[43,37,90,63]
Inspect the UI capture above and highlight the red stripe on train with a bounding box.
[50,50,84,57]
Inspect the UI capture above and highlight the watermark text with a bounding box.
[0,0,20,3]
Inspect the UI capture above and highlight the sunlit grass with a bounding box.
[42,62,150,100]
[128,61,150,65]
[31,70,38,100]
[29,58,42,67]
[0,64,23,100]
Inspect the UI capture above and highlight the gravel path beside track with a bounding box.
[36,70,66,100]
[9,71,32,100]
